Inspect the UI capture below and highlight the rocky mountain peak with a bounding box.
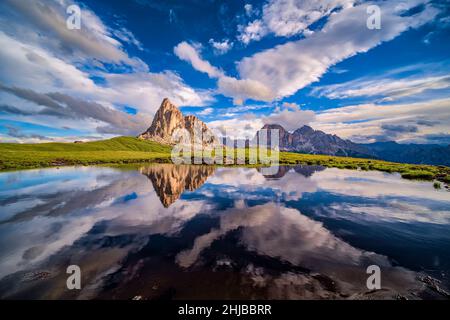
[257,123,373,158]
[138,98,218,147]
[262,123,288,134]
[138,98,184,145]
[294,125,315,135]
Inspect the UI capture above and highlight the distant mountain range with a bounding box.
[139,99,450,166]
[258,124,374,158]
[361,141,450,166]
[259,124,450,166]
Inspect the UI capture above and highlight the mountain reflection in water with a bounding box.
[140,164,215,207]
[0,164,449,299]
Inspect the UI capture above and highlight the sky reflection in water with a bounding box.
[0,164,449,299]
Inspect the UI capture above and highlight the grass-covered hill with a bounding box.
[0,136,449,185]
[0,136,173,170]
[0,136,171,152]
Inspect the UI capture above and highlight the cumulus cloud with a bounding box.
[217,76,275,104]
[208,116,264,139]
[237,1,439,99]
[1,0,146,70]
[238,0,356,43]
[209,39,233,55]
[0,31,96,94]
[98,71,213,111]
[238,19,267,44]
[263,103,316,131]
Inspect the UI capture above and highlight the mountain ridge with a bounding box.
[138,98,218,147]
[258,123,375,158]
[259,123,450,166]
[362,141,450,166]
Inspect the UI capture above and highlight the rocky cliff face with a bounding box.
[138,98,184,145]
[140,164,215,207]
[138,98,218,147]
[257,124,374,158]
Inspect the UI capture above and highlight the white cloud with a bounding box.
[208,116,264,139]
[1,0,146,70]
[237,1,439,100]
[0,31,96,94]
[244,4,257,17]
[238,0,356,43]
[312,98,450,143]
[113,27,144,51]
[263,0,355,37]
[174,1,439,105]
[197,107,213,116]
[173,42,273,104]
[0,31,211,113]
[98,71,213,112]
[209,38,233,55]
[263,103,316,131]
[174,42,224,78]
[0,84,151,136]
[238,20,267,44]
[217,76,275,104]
[313,74,450,101]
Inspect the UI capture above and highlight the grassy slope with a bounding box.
[0,136,172,170]
[1,136,449,183]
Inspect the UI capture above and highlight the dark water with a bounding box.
[0,164,449,299]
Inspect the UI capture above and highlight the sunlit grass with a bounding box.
[0,137,172,171]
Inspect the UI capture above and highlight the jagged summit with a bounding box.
[138,98,184,144]
[138,98,218,146]
[257,124,374,158]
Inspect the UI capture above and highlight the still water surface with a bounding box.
[0,164,449,299]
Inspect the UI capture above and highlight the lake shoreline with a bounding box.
[1,136,450,186]
[1,153,449,188]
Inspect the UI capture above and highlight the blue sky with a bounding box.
[0,0,449,144]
